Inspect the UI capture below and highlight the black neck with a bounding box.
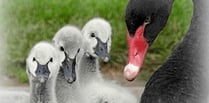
[170,0,207,61]
[141,1,209,103]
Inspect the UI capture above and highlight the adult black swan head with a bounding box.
[124,0,209,102]
[124,0,173,81]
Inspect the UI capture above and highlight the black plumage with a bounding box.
[125,0,209,103]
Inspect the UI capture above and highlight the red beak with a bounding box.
[124,25,149,81]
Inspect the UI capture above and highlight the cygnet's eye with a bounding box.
[90,32,96,38]
[32,57,36,62]
[49,57,53,62]
[60,46,65,51]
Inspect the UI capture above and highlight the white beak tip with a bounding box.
[124,64,140,81]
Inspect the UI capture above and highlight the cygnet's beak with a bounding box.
[35,63,50,83]
[60,52,76,84]
[94,37,110,62]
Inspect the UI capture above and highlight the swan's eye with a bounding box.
[49,58,53,62]
[90,32,96,38]
[144,16,151,25]
[33,57,36,62]
[60,46,64,51]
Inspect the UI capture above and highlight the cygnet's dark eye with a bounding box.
[60,46,64,51]
[90,32,96,38]
[33,57,36,62]
[49,58,53,62]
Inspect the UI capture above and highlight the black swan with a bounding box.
[124,0,209,103]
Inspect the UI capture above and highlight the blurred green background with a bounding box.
[1,0,193,83]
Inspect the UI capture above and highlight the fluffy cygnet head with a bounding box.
[82,18,112,62]
[26,41,64,83]
[53,25,83,83]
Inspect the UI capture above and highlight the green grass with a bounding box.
[1,0,193,82]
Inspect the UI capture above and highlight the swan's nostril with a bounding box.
[36,69,41,74]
